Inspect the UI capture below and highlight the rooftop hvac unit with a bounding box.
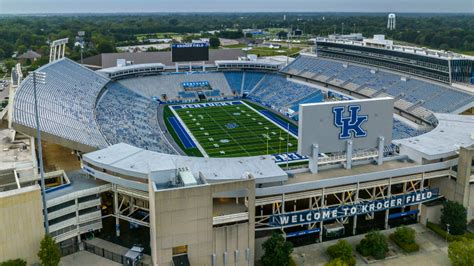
[178,167,198,187]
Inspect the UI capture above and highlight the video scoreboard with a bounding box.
[172,42,209,62]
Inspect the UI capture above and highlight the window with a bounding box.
[173,245,188,256]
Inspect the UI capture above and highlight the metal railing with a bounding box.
[84,242,150,266]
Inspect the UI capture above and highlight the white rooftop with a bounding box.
[83,143,288,184]
[97,63,166,74]
[394,114,474,161]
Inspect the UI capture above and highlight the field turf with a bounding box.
[172,102,298,157]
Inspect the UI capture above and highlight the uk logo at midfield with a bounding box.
[333,105,368,139]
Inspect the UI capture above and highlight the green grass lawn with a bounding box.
[223,44,249,49]
[246,47,302,57]
[135,32,182,41]
[172,102,298,157]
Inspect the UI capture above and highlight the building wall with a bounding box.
[213,223,251,266]
[149,179,255,266]
[420,203,443,225]
[455,146,474,220]
[430,177,455,201]
[0,185,44,264]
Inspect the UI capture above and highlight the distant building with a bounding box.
[276,31,288,39]
[242,29,265,37]
[81,49,245,69]
[363,34,394,48]
[147,38,173,43]
[17,50,41,63]
[388,13,396,30]
[292,29,303,37]
[328,33,364,41]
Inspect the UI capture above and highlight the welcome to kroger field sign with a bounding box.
[270,188,439,227]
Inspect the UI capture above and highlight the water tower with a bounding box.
[387,13,396,30]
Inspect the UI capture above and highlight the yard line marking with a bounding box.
[202,106,252,156]
[240,101,298,138]
[219,103,281,155]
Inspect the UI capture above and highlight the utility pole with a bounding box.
[266,129,270,155]
[33,71,49,234]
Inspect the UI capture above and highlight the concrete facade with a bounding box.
[455,146,474,220]
[0,185,44,264]
[149,179,255,266]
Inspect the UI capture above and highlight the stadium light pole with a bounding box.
[33,71,50,234]
[266,129,270,155]
[279,130,282,154]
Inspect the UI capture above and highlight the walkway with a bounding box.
[292,224,450,266]
[85,237,153,265]
[60,251,121,266]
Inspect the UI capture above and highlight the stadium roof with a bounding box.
[82,49,245,69]
[83,143,288,184]
[97,63,166,74]
[393,114,474,162]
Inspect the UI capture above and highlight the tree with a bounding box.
[209,37,220,49]
[0,259,27,266]
[146,47,160,52]
[356,231,388,260]
[390,225,419,252]
[327,240,355,266]
[448,238,474,266]
[37,235,61,266]
[392,225,416,244]
[4,59,16,73]
[96,41,115,54]
[168,18,179,26]
[261,232,293,266]
[441,200,467,235]
[326,258,349,266]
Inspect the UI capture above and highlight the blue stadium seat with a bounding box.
[247,74,322,111]
[95,82,176,153]
[12,58,110,148]
[283,55,474,114]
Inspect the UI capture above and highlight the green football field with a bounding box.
[172,102,298,157]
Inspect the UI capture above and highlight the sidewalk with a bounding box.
[60,251,121,266]
[292,224,450,266]
[85,237,153,265]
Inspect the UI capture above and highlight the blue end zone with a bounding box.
[258,110,298,136]
[168,117,197,149]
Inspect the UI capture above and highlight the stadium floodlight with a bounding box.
[32,71,49,234]
[286,123,290,170]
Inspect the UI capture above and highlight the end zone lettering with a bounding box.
[270,188,438,227]
[173,101,242,110]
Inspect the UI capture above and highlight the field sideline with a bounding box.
[170,101,298,158]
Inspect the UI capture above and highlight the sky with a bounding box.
[0,0,473,14]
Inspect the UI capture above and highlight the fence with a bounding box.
[84,242,150,266]
[60,243,79,257]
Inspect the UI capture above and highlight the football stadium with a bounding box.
[1,35,474,265]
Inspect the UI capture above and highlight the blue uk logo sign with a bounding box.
[333,105,368,139]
